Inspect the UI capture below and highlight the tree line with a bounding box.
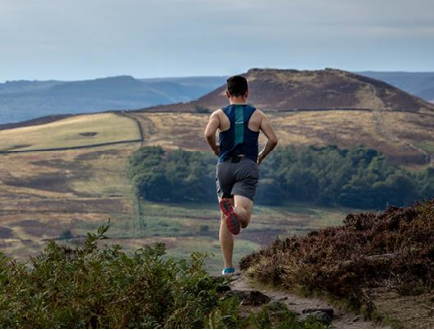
[127,145,434,209]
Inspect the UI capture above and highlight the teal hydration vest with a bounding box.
[218,104,259,163]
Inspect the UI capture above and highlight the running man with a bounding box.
[204,75,278,276]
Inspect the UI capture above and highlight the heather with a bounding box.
[240,199,434,316]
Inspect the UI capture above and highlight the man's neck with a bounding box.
[229,97,247,105]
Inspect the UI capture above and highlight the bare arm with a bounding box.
[204,110,220,156]
[258,111,278,165]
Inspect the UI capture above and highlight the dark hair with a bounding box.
[226,75,248,97]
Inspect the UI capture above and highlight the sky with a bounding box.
[0,0,433,82]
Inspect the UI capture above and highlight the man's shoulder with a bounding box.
[212,108,224,116]
[252,107,265,117]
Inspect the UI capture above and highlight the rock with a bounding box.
[224,290,271,306]
[298,310,333,324]
[302,307,334,318]
[216,285,231,293]
[249,290,271,306]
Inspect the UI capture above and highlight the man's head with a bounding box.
[226,75,248,100]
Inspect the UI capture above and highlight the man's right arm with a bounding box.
[204,110,221,156]
[258,111,278,165]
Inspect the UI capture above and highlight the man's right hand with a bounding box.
[213,145,220,157]
[257,151,265,165]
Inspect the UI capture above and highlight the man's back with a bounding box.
[217,104,259,163]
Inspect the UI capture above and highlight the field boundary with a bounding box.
[0,139,143,154]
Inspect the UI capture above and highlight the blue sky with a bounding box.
[0,0,433,81]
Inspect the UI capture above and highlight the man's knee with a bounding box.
[241,218,250,229]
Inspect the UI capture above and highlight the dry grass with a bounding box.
[129,110,434,167]
[0,113,140,151]
[0,143,140,259]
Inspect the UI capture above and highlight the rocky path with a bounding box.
[225,274,382,329]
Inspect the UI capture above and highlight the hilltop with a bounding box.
[139,68,434,113]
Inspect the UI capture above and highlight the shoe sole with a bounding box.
[220,199,240,235]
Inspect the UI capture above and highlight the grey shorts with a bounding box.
[216,156,260,201]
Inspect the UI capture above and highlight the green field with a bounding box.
[0,113,140,151]
[112,200,361,274]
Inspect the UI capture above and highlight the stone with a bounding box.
[216,285,231,293]
[302,307,334,318]
[224,290,271,306]
[298,311,333,324]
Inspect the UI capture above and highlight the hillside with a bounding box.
[359,71,434,103]
[240,199,434,328]
[0,76,226,125]
[139,68,434,113]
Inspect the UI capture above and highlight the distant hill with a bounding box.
[359,71,434,103]
[139,68,434,113]
[0,75,227,124]
[2,70,434,125]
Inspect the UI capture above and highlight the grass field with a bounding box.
[0,113,140,151]
[125,200,359,274]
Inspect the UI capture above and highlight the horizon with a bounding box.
[1,0,433,82]
[2,68,434,84]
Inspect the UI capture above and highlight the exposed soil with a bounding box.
[79,132,98,137]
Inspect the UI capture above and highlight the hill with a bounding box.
[139,68,434,113]
[0,75,226,125]
[359,71,434,103]
[240,198,434,328]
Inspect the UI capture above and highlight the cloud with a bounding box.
[0,0,433,81]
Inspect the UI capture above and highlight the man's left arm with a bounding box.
[204,110,220,156]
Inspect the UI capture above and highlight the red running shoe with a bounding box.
[219,198,240,235]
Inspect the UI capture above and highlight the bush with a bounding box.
[194,104,211,113]
[0,223,328,328]
[240,199,434,316]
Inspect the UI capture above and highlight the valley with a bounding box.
[1,68,433,274]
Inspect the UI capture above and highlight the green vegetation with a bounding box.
[0,113,140,151]
[127,146,216,202]
[195,104,211,113]
[258,145,434,209]
[127,145,434,209]
[240,199,434,319]
[0,224,328,328]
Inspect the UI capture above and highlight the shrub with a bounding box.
[240,199,434,316]
[0,223,328,329]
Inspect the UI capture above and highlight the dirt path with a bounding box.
[230,274,382,329]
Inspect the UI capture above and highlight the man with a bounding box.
[204,75,278,276]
